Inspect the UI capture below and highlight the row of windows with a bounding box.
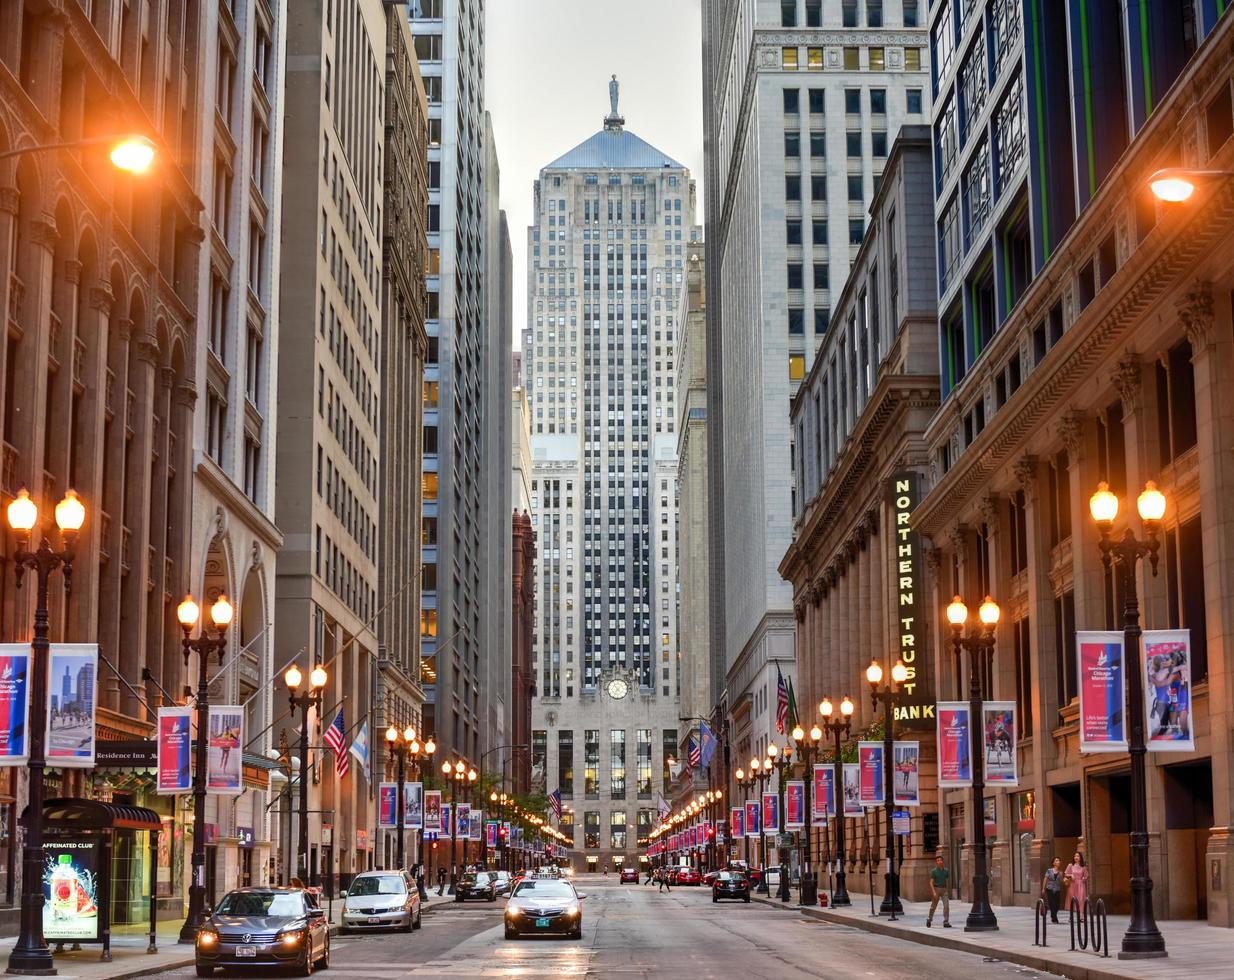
[780,0,919,29]
[782,45,923,73]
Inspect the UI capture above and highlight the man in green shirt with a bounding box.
[927,854,952,927]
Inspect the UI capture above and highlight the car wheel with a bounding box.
[504,925,519,940]
[296,946,314,977]
[195,966,214,978]
[743,896,750,903]
[571,926,582,940]
[401,912,413,933]
[315,936,330,970]
[455,895,463,903]
[413,908,423,930]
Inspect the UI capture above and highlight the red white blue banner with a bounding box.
[936,701,972,787]
[982,702,1018,785]
[424,790,442,832]
[892,741,920,806]
[730,806,744,840]
[378,783,398,828]
[1077,631,1127,752]
[1144,630,1195,752]
[0,646,30,765]
[745,799,760,837]
[785,781,805,830]
[857,742,884,806]
[404,781,424,829]
[156,706,192,794]
[813,764,834,819]
[761,792,779,834]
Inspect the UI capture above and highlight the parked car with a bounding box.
[340,870,421,933]
[504,877,587,940]
[712,870,751,903]
[491,870,514,896]
[456,871,499,902]
[195,887,329,977]
[702,870,720,886]
[619,867,639,884]
[676,867,702,886]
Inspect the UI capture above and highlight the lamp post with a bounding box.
[1146,167,1234,202]
[767,742,794,902]
[735,767,753,869]
[819,695,855,907]
[175,590,234,943]
[285,662,327,882]
[479,743,527,869]
[946,594,1001,932]
[385,725,432,870]
[751,755,772,894]
[866,658,909,918]
[0,133,158,174]
[4,488,85,974]
[442,759,475,893]
[791,723,824,906]
[1089,480,1169,959]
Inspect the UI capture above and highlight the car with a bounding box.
[456,871,499,901]
[712,870,751,903]
[340,870,421,933]
[676,867,702,886]
[619,867,639,884]
[194,887,329,977]
[491,871,514,896]
[702,870,720,886]
[504,877,586,940]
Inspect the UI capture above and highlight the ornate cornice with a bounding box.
[1179,283,1215,356]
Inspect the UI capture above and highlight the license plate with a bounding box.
[236,946,257,958]
[368,917,381,924]
[536,917,550,928]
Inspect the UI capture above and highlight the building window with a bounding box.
[1047,452,1072,548]
[781,0,797,26]
[787,264,804,290]
[848,218,865,244]
[842,0,858,27]
[845,89,861,114]
[807,47,824,71]
[584,811,600,849]
[559,730,574,797]
[784,132,801,157]
[810,131,826,156]
[1013,791,1036,894]
[1008,489,1028,575]
[843,47,860,70]
[1164,516,1208,682]
[636,729,652,797]
[1014,615,1032,734]
[662,729,676,785]
[532,730,547,791]
[784,88,800,113]
[782,47,799,70]
[610,729,626,799]
[789,354,805,381]
[786,220,803,245]
[788,308,805,334]
[808,88,825,114]
[785,174,802,200]
[907,88,923,114]
[846,131,862,157]
[610,811,627,850]
[585,730,600,797]
[1053,590,1077,709]
[1155,341,1197,467]
[810,174,826,200]
[869,47,885,71]
[812,219,827,244]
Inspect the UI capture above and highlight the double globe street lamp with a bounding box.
[176,592,234,943]
[749,755,773,893]
[285,662,328,882]
[818,695,855,906]
[5,488,85,974]
[385,726,435,871]
[865,658,909,918]
[441,758,476,893]
[790,723,824,906]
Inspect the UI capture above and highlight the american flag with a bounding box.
[548,789,562,819]
[776,667,789,734]
[687,731,701,772]
[324,708,349,778]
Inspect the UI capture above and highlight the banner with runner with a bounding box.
[841,763,863,817]
[1143,630,1195,751]
[982,702,1018,785]
[892,741,920,806]
[424,790,442,832]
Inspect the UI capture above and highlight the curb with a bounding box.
[749,894,1140,980]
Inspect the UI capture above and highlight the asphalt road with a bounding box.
[143,878,1064,979]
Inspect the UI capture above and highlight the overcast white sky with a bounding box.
[486,0,705,346]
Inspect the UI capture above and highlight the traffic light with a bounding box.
[431,841,438,850]
[707,825,716,839]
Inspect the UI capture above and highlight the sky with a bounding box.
[486,0,705,346]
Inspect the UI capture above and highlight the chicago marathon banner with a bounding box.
[841,763,863,817]
[761,792,779,834]
[46,644,98,768]
[857,742,884,807]
[1144,629,1195,752]
[812,763,835,819]
[785,781,805,830]
[424,790,442,833]
[936,702,972,787]
[156,706,192,794]
[404,781,424,830]
[982,702,1017,785]
[378,783,398,828]
[1077,631,1127,752]
[892,741,920,806]
[205,704,243,794]
[0,646,31,764]
[730,806,745,841]
[744,799,760,838]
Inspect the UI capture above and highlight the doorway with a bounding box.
[1163,759,1213,920]
[948,803,965,900]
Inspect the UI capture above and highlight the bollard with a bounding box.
[1094,898,1109,958]
[1033,898,1048,947]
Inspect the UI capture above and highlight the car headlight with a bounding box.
[278,929,305,946]
[197,930,218,947]
[506,902,522,917]
[564,901,580,918]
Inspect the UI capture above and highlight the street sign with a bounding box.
[776,833,797,848]
[892,810,911,836]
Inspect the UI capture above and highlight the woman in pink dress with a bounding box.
[1064,851,1089,915]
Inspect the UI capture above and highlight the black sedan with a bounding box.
[712,870,751,903]
[504,878,586,939]
[455,871,499,901]
[194,888,329,976]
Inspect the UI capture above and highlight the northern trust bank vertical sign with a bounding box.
[888,472,932,729]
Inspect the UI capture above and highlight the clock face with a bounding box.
[607,678,629,700]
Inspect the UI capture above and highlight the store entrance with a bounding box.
[1163,759,1213,920]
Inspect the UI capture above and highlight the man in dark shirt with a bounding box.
[927,854,951,927]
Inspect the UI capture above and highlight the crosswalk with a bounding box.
[323,947,596,977]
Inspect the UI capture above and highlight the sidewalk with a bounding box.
[753,891,1226,980]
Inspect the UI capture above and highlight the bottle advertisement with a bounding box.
[42,839,100,941]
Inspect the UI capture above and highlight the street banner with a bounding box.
[813,764,835,819]
[785,781,805,830]
[404,781,424,830]
[1144,630,1195,751]
[456,804,470,840]
[46,644,97,768]
[0,646,30,764]
[858,742,884,807]
[205,704,242,794]
[892,741,920,806]
[378,784,398,828]
[156,706,192,794]
[841,763,863,817]
[745,799,760,837]
[43,838,100,941]
[470,809,482,841]
[730,806,744,840]
[442,803,453,839]
[761,792,779,834]
[982,702,1018,785]
[487,821,497,847]
[936,702,972,787]
[424,790,442,832]
[1077,631,1128,752]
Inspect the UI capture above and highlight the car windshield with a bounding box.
[512,880,575,900]
[717,872,743,882]
[348,875,406,896]
[461,873,489,885]
[216,892,304,917]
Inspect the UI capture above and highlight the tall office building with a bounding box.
[525,85,696,869]
[701,0,928,761]
[408,0,508,766]
[277,0,388,884]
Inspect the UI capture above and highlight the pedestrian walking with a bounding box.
[1042,857,1063,923]
[1064,851,1089,917]
[436,866,447,896]
[926,855,951,927]
[645,865,655,885]
[657,867,671,893]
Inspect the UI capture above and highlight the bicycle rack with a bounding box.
[1091,898,1109,958]
[1068,897,1109,957]
[1068,897,1088,950]
[1033,898,1048,947]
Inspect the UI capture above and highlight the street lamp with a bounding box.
[442,758,474,893]
[866,659,909,918]
[751,753,774,894]
[0,133,158,175]
[735,766,754,870]
[818,695,855,906]
[175,590,233,943]
[384,724,425,870]
[768,742,794,902]
[1089,481,1169,959]
[1147,167,1234,203]
[791,723,824,906]
[285,662,327,882]
[4,488,85,973]
[946,594,1001,932]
